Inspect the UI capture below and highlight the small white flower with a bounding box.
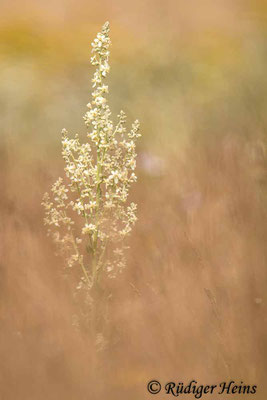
[82,224,97,235]
[94,96,106,106]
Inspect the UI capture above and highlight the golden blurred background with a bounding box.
[1,1,267,399]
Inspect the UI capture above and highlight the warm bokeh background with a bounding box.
[1,1,267,399]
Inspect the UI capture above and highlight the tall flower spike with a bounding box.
[42,22,141,293]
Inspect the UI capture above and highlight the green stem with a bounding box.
[92,150,102,284]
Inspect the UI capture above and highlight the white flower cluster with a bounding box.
[42,22,141,289]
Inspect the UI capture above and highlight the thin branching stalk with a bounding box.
[42,22,141,301]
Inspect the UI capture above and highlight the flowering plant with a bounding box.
[42,22,140,293]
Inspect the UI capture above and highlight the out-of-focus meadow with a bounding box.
[1,0,267,399]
